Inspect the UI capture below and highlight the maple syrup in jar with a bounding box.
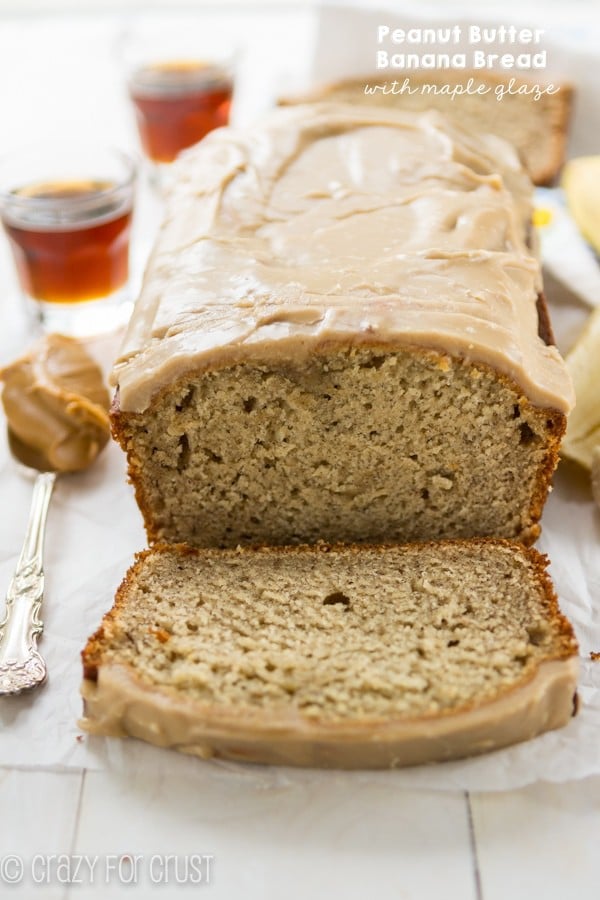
[3,180,132,303]
[0,147,136,335]
[129,61,233,163]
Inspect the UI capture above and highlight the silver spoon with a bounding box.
[0,430,57,695]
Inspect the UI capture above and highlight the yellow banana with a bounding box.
[562,305,600,470]
[562,156,600,255]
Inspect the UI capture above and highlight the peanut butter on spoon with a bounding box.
[0,334,110,696]
[0,333,110,473]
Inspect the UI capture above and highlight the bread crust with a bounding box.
[536,292,556,346]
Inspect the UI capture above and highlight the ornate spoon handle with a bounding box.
[0,471,56,695]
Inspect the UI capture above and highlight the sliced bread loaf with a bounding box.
[111,105,573,551]
[81,541,578,769]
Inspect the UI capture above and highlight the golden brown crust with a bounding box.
[110,399,158,546]
[535,81,574,187]
[82,546,154,682]
[536,292,556,346]
[110,340,566,549]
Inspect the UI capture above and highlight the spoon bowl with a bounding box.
[8,428,56,474]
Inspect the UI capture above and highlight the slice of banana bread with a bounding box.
[81,541,578,769]
[280,71,573,186]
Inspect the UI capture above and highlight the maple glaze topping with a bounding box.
[112,104,573,414]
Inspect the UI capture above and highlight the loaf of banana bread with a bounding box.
[111,104,573,549]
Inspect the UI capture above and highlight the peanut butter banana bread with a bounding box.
[111,104,573,548]
[281,72,573,186]
[81,541,578,769]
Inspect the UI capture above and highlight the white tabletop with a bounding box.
[0,8,599,899]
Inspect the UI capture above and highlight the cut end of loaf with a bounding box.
[112,346,565,549]
[81,540,578,769]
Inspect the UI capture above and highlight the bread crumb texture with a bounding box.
[114,347,562,548]
[84,542,575,723]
